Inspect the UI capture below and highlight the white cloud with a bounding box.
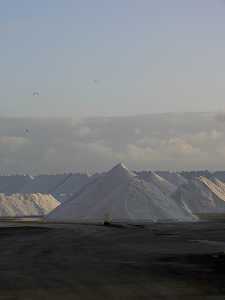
[0,136,28,146]
[0,113,225,173]
[126,144,157,162]
[165,137,202,157]
[77,126,92,138]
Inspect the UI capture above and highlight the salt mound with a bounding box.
[137,171,177,195]
[156,171,188,187]
[0,193,60,217]
[173,176,225,214]
[48,163,195,222]
[53,173,91,202]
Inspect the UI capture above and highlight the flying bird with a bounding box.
[93,79,100,84]
[32,91,40,96]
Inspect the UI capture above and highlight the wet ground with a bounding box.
[0,221,225,299]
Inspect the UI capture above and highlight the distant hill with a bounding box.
[0,173,91,203]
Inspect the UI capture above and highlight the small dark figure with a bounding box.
[103,220,111,226]
[93,79,100,84]
[103,213,112,226]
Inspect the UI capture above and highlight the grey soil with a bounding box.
[0,222,225,299]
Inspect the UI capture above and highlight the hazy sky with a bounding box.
[1,113,225,174]
[1,0,225,117]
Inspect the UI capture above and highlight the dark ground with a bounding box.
[1,222,225,299]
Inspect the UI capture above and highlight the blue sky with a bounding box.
[1,0,225,117]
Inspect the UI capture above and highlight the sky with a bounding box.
[1,113,225,174]
[1,0,225,117]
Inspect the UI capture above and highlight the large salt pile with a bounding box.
[48,163,195,222]
[137,171,177,196]
[156,171,188,187]
[172,176,225,214]
[52,173,91,202]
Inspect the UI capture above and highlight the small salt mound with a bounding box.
[0,193,60,217]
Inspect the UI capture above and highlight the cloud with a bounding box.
[0,113,225,173]
[0,136,28,146]
[134,128,141,135]
[121,137,205,170]
[215,113,225,123]
[165,137,202,157]
[126,144,158,162]
[77,126,92,138]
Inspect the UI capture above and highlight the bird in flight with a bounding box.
[93,79,100,84]
[32,91,40,96]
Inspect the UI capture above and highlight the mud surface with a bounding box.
[1,222,225,299]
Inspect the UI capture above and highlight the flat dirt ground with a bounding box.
[1,222,225,299]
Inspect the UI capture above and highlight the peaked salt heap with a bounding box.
[156,171,188,187]
[173,176,225,214]
[137,171,177,195]
[48,163,195,222]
